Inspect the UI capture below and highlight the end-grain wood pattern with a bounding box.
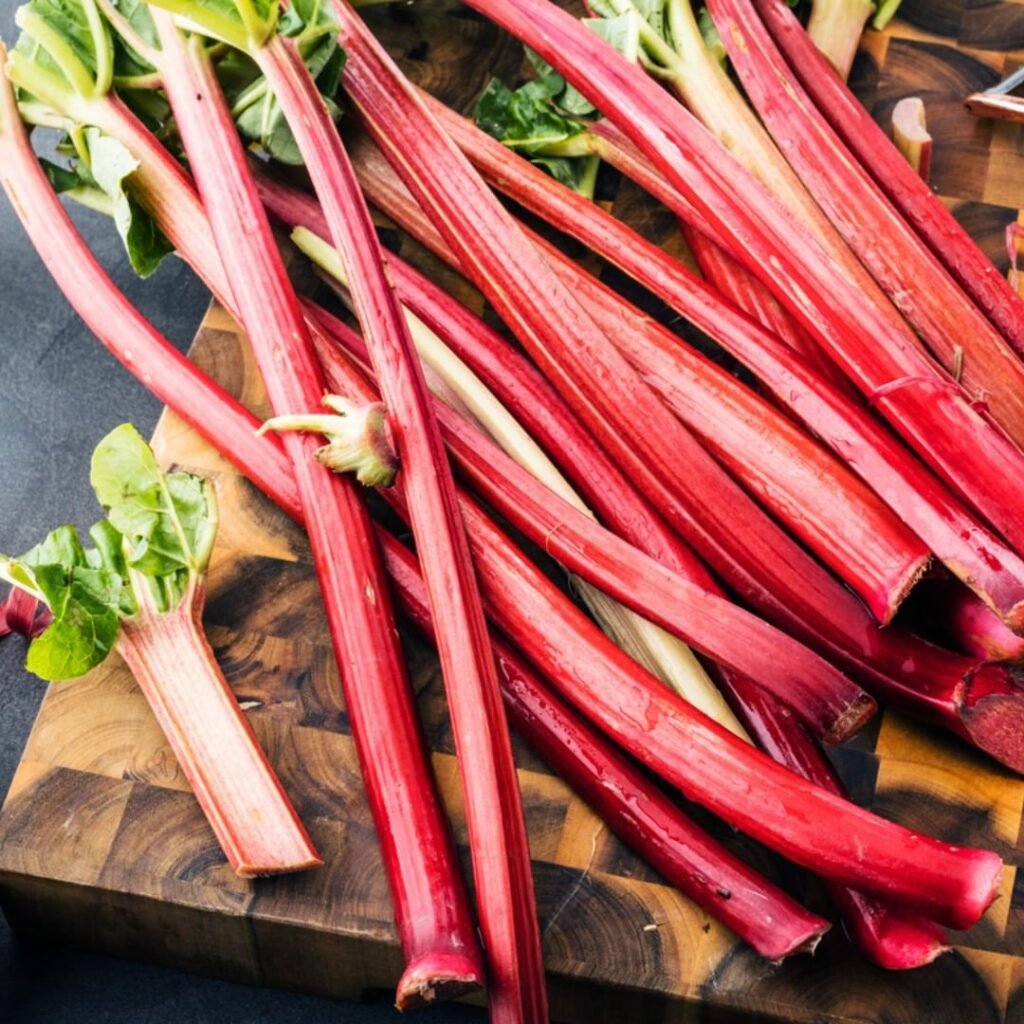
[4,2,1024,1021]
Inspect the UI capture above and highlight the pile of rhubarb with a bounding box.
[2,0,1023,1012]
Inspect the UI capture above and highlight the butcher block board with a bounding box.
[6,1,1024,1021]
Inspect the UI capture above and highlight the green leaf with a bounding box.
[697,7,726,65]
[25,571,120,680]
[83,128,173,277]
[2,426,219,681]
[90,423,218,588]
[474,76,585,154]
[40,156,80,192]
[228,30,345,164]
[585,11,642,63]
[7,524,122,681]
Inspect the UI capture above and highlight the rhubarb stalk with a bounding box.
[379,526,830,961]
[806,0,875,81]
[3,102,1004,934]
[296,226,747,737]
[138,2,547,1015]
[0,423,320,877]
[326,135,1024,767]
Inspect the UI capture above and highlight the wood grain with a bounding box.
[4,2,1024,1021]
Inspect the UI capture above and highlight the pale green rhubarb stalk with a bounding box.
[143,12,486,1008]
[139,2,546,1017]
[806,0,875,80]
[0,423,320,877]
[294,227,749,739]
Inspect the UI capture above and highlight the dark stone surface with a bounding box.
[0,2,483,1017]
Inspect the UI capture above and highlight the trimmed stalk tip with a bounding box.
[260,395,399,487]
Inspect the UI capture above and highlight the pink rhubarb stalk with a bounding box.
[264,157,929,625]
[328,15,952,691]
[365,106,1024,628]
[708,0,1024,453]
[754,0,1024,359]
[0,41,321,879]
[724,675,950,969]
[379,474,1003,931]
[145,19,485,1005]
[313,313,875,745]
[116,575,322,877]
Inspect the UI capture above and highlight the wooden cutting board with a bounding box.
[5,2,1024,1021]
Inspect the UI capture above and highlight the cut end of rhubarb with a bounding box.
[960,665,1024,774]
[822,691,878,746]
[394,953,486,1011]
[760,916,831,962]
[946,849,1004,931]
[234,851,324,879]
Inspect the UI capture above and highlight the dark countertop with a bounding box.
[0,3,483,1018]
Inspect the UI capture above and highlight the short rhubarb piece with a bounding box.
[891,97,932,182]
[0,424,320,877]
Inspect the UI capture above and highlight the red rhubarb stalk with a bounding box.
[141,19,485,1005]
[295,329,1001,929]
[0,130,835,960]
[329,14,949,683]
[451,0,1024,571]
[754,0,1024,359]
[116,566,321,878]
[302,169,926,625]
[379,474,1002,931]
[0,588,48,638]
[908,579,1024,664]
[380,526,831,961]
[708,0,1024,452]
[723,675,950,969]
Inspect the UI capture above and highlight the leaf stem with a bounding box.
[14,7,97,98]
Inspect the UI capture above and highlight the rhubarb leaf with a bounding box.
[475,76,584,153]
[90,423,218,591]
[584,12,641,63]
[82,129,173,276]
[4,524,123,681]
[0,427,219,680]
[24,566,121,680]
[229,32,344,164]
